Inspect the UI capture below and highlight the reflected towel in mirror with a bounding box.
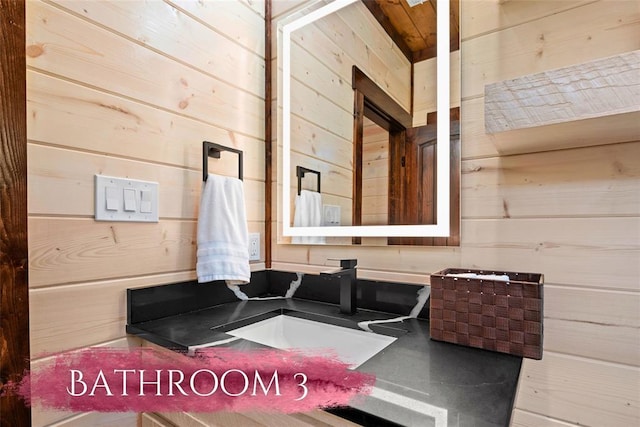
[292,190,325,244]
[197,174,250,284]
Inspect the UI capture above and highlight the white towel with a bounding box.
[292,190,325,244]
[197,174,250,284]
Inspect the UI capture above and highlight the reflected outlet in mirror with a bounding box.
[226,315,397,368]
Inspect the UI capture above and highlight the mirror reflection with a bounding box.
[278,0,460,245]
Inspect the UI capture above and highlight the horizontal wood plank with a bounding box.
[142,413,174,427]
[271,0,308,20]
[461,141,640,218]
[461,1,640,99]
[29,217,265,287]
[511,409,584,427]
[168,0,265,53]
[289,1,410,111]
[31,337,142,426]
[543,317,640,366]
[544,286,640,328]
[275,117,352,180]
[28,218,197,287]
[29,272,194,356]
[413,50,461,126]
[289,78,352,141]
[27,70,264,171]
[26,1,264,140]
[514,352,640,426]
[51,0,265,98]
[290,42,355,113]
[276,217,639,290]
[44,412,138,427]
[28,143,265,220]
[461,217,640,290]
[461,0,594,41]
[460,96,501,159]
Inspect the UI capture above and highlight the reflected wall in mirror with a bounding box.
[277,0,460,245]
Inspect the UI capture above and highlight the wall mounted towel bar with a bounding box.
[203,141,243,182]
[296,166,321,195]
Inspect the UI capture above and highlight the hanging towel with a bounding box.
[292,190,325,244]
[197,174,250,284]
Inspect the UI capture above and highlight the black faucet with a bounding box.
[321,259,357,315]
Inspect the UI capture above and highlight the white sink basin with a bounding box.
[226,314,397,368]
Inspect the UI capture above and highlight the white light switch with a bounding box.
[140,190,152,213]
[105,187,119,211]
[123,188,136,212]
[95,175,159,222]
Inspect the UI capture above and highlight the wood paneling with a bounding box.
[142,413,175,427]
[279,0,412,236]
[362,118,389,225]
[26,1,264,140]
[0,0,30,425]
[511,409,587,427]
[461,217,639,290]
[274,3,640,426]
[31,337,142,427]
[515,352,640,426]
[461,141,640,219]
[160,409,362,427]
[28,144,265,220]
[461,0,640,99]
[28,218,197,287]
[461,0,594,41]
[26,1,266,425]
[543,317,639,367]
[43,412,138,427]
[413,50,461,126]
[52,0,265,98]
[29,272,194,356]
[27,70,264,171]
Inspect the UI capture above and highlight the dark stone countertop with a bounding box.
[127,297,522,427]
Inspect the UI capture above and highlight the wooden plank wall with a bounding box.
[277,0,411,229]
[361,117,389,226]
[0,0,30,425]
[25,0,266,425]
[413,49,461,127]
[273,1,640,426]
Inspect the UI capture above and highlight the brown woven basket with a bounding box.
[430,268,543,359]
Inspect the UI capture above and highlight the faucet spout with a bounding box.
[321,259,357,315]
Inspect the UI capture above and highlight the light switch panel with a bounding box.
[123,188,136,212]
[95,175,159,222]
[105,187,119,211]
[140,190,152,213]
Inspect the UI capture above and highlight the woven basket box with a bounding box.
[430,268,543,359]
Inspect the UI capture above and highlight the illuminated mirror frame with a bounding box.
[282,0,450,237]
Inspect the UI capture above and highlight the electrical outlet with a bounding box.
[248,233,260,261]
[323,205,341,226]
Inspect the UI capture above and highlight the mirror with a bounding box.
[278,0,459,242]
